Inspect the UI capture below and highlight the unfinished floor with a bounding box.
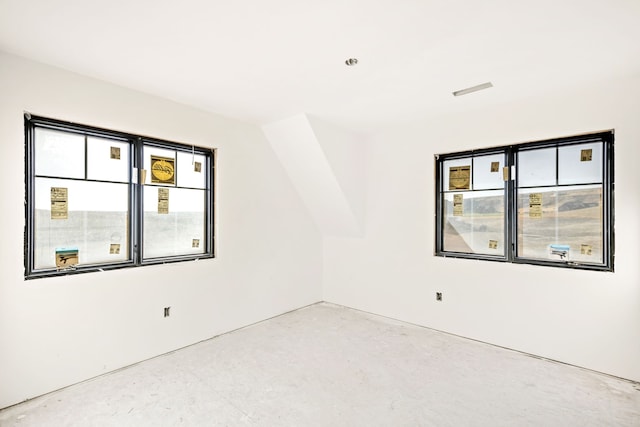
[1,302,639,426]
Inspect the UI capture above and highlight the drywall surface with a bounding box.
[262,114,361,236]
[262,114,367,237]
[324,73,640,381]
[305,115,367,231]
[0,52,322,409]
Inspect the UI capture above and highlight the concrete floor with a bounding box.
[1,302,639,426]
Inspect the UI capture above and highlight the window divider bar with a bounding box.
[132,138,144,265]
[506,149,515,262]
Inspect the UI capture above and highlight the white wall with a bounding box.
[305,115,367,233]
[0,52,323,409]
[262,114,367,237]
[262,114,361,237]
[324,72,640,382]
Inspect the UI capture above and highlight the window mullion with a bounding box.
[132,138,143,265]
[506,148,515,262]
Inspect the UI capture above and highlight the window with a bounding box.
[435,131,614,271]
[25,115,215,279]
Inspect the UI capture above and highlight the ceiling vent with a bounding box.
[453,82,493,96]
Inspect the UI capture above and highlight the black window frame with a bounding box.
[24,114,216,279]
[435,131,614,272]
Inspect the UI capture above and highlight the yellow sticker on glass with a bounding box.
[529,193,542,218]
[55,247,78,268]
[158,188,169,214]
[51,187,68,220]
[453,194,464,216]
[150,155,175,184]
[449,166,470,190]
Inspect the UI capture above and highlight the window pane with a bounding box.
[87,137,130,183]
[517,185,603,264]
[143,187,206,258]
[557,186,603,263]
[558,142,602,185]
[177,151,206,189]
[518,147,556,187]
[34,178,129,269]
[473,153,505,190]
[35,128,85,178]
[443,190,504,255]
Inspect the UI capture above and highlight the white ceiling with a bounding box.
[1,0,640,132]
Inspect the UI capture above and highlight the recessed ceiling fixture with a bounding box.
[453,82,493,97]
[345,58,358,66]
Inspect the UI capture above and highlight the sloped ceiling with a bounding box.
[1,0,639,132]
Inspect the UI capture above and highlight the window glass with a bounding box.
[473,153,505,190]
[518,147,556,187]
[33,178,129,269]
[558,142,602,185]
[35,128,85,178]
[177,151,207,189]
[517,185,603,263]
[556,185,603,264]
[87,137,130,183]
[143,187,206,258]
[443,190,504,255]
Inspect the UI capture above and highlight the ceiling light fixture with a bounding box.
[345,58,358,66]
[453,82,493,97]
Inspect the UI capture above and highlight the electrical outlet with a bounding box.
[436,292,442,301]
[164,307,171,317]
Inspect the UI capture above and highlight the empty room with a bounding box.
[1,0,639,425]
